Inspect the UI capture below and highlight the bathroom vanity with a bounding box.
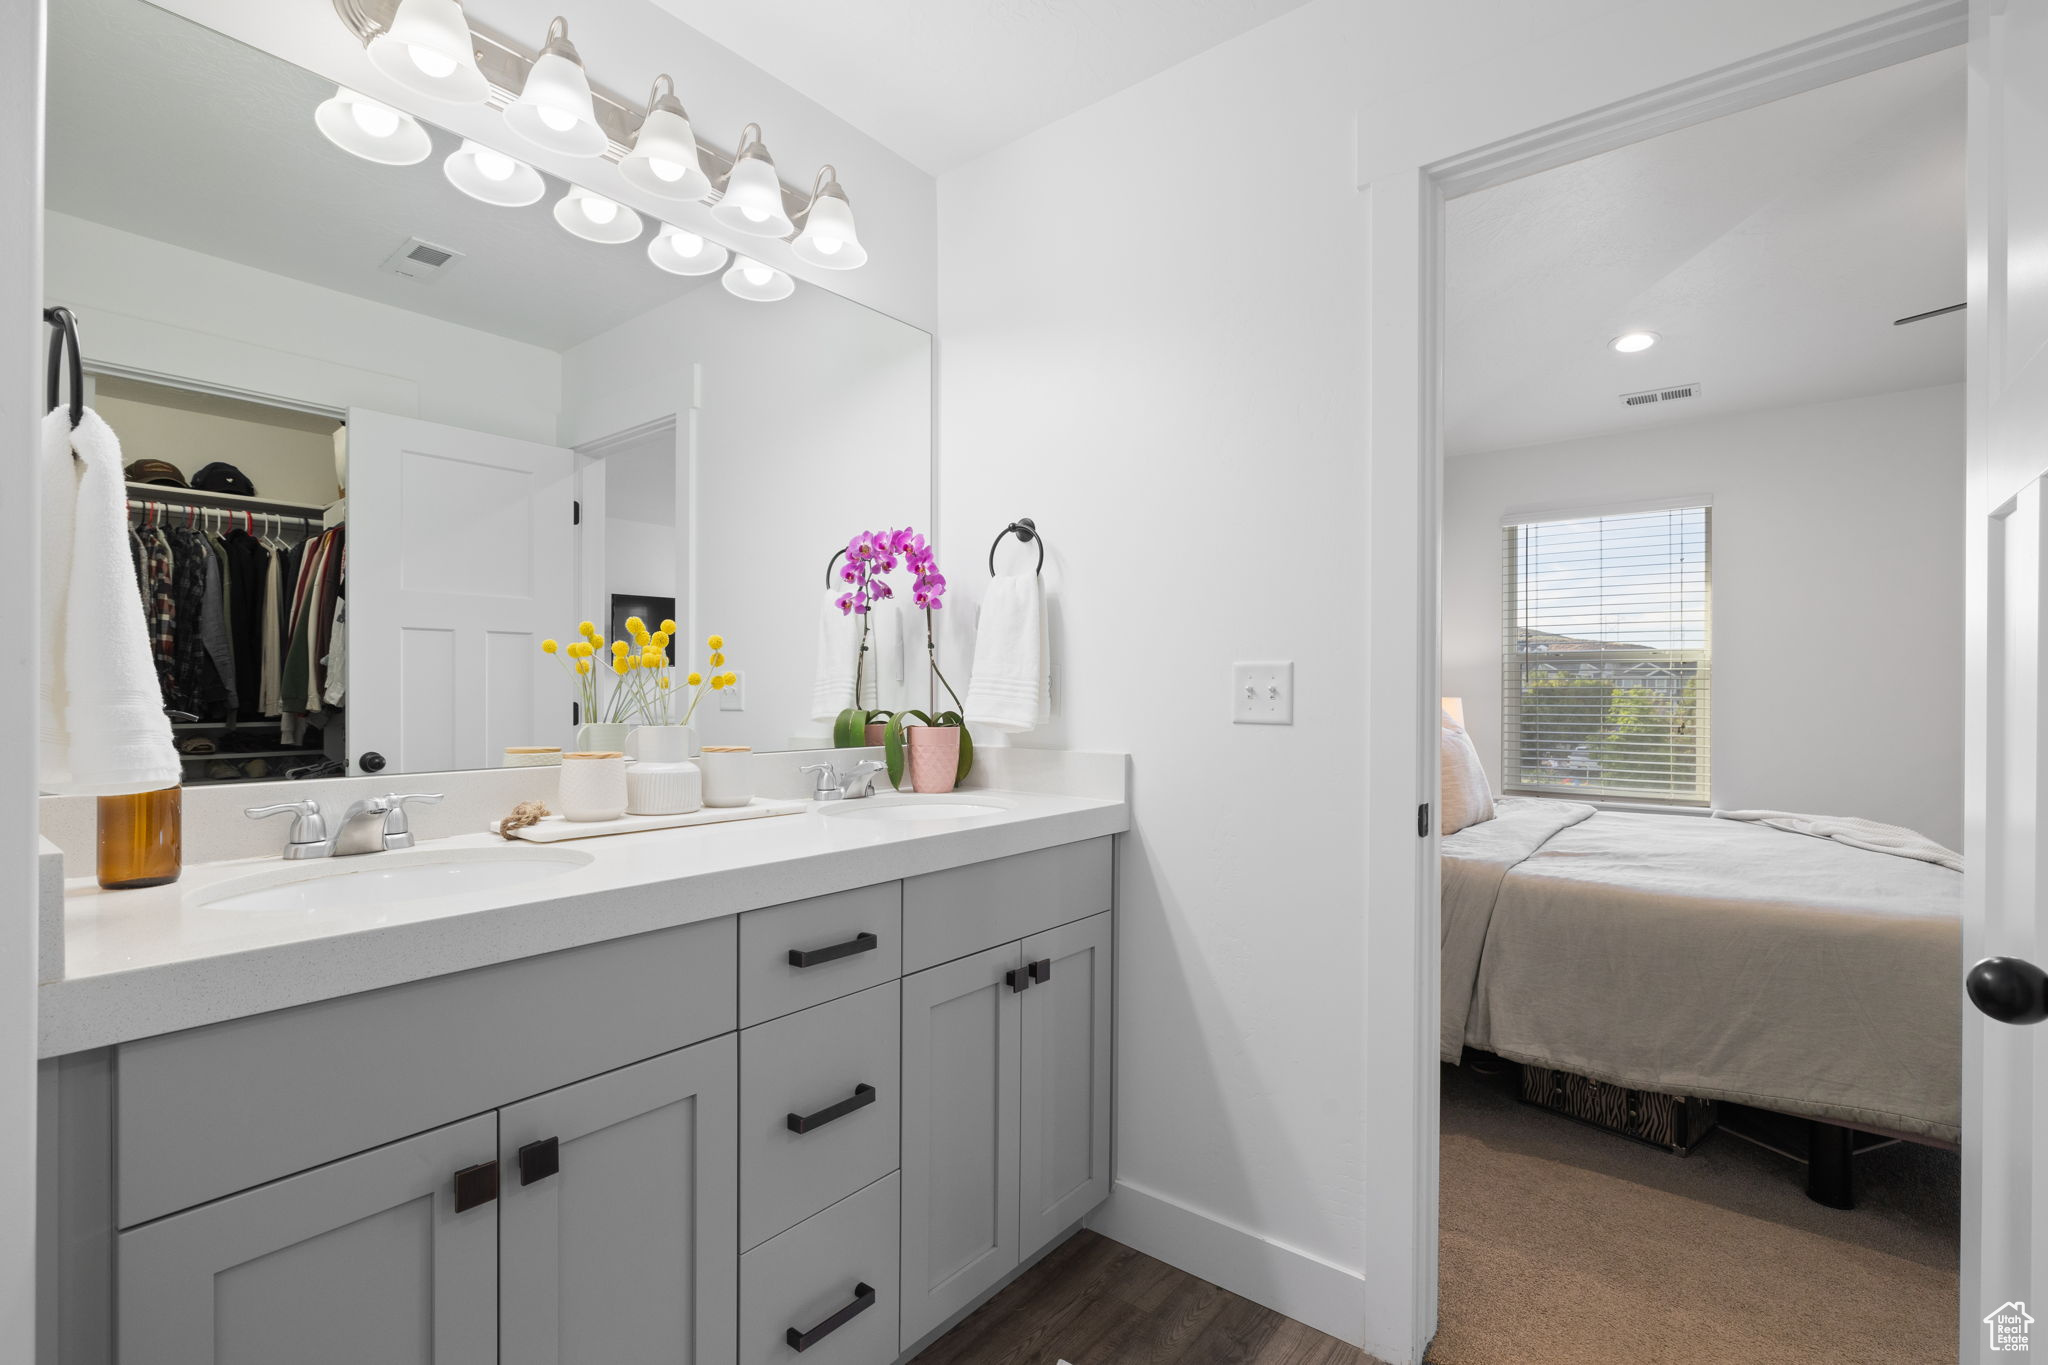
[36,784,1125,1365]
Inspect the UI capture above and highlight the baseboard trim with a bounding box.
[1084,1179,1368,1347]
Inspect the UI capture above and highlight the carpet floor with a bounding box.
[1430,1062,1959,1365]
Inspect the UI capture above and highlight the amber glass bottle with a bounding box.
[97,786,182,890]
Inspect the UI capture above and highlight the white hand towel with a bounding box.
[39,408,180,795]
[869,596,911,711]
[811,589,865,722]
[965,575,1047,733]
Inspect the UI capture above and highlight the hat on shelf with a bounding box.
[124,459,188,487]
[191,462,257,497]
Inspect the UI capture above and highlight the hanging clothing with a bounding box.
[144,526,176,700]
[225,530,271,719]
[196,533,238,716]
[259,546,283,718]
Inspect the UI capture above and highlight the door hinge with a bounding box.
[572,500,581,526]
[1418,803,1431,837]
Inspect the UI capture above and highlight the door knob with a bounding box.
[1966,956,2048,1025]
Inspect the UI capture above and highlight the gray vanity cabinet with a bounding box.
[115,1114,499,1365]
[898,942,1024,1346]
[498,1037,738,1365]
[1018,912,1115,1260]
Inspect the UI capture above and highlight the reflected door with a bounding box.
[347,409,575,774]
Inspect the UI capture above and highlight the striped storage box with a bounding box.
[1519,1064,1718,1155]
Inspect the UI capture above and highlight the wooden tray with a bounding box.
[490,798,808,842]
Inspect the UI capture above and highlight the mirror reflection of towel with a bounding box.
[810,589,863,722]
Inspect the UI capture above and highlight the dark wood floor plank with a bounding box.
[909,1231,1382,1365]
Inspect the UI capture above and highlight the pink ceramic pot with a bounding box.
[865,721,889,746]
[907,725,961,794]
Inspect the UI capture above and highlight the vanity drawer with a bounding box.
[740,981,900,1249]
[738,882,901,1027]
[903,837,1113,972]
[115,916,736,1229]
[739,1172,900,1365]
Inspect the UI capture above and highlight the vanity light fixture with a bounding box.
[553,186,643,244]
[314,86,432,166]
[711,125,796,237]
[721,254,794,302]
[619,75,712,201]
[789,165,866,270]
[1611,331,1659,353]
[648,224,730,276]
[444,139,545,206]
[505,17,607,159]
[367,0,488,105]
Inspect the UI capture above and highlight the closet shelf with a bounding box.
[124,482,330,516]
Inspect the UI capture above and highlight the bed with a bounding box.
[1441,797,1962,1147]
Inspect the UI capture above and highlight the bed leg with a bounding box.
[1807,1121,1856,1209]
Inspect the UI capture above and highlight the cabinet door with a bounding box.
[899,942,1022,1348]
[116,1114,497,1365]
[1018,911,1114,1258]
[499,1036,739,1365]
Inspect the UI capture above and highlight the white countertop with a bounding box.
[40,788,1127,1057]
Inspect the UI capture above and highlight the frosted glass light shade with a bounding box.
[314,87,431,165]
[648,225,729,276]
[621,83,712,201]
[712,147,794,237]
[505,20,607,158]
[444,140,544,206]
[791,185,866,270]
[721,254,793,302]
[367,0,487,104]
[553,186,643,244]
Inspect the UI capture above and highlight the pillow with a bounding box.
[1440,712,1495,835]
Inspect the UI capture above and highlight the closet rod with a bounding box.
[122,481,329,517]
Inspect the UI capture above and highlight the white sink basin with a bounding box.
[194,847,596,913]
[818,796,1011,824]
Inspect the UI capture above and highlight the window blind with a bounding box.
[1501,505,1711,803]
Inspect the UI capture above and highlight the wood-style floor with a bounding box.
[910,1230,1380,1365]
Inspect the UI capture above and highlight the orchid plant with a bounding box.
[832,526,972,787]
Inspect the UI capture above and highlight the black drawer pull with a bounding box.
[787,1083,876,1134]
[787,1282,876,1352]
[1006,968,1031,993]
[452,1159,499,1213]
[518,1136,560,1186]
[788,932,878,969]
[1028,957,1052,984]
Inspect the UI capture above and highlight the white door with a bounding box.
[1963,1,2048,1357]
[347,409,575,775]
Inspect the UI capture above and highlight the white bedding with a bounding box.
[1442,798,1963,1143]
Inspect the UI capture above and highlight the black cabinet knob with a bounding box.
[787,1283,875,1352]
[518,1136,560,1186]
[1028,958,1052,984]
[1967,956,2048,1025]
[452,1159,499,1212]
[359,751,387,773]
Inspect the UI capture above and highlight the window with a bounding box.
[1502,501,1711,803]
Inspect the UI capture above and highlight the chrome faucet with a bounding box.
[800,760,887,801]
[247,792,445,859]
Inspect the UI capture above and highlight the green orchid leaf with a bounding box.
[833,708,866,749]
[955,720,974,781]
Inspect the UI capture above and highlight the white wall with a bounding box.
[90,390,339,507]
[934,0,1919,1350]
[1444,385,1964,846]
[45,213,562,444]
[564,283,931,753]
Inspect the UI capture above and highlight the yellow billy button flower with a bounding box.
[661,619,677,634]
[611,640,628,656]
[578,621,596,638]
[575,659,590,675]
[658,677,671,690]
[652,630,669,648]
[541,639,558,655]
[709,675,726,691]
[612,659,628,676]
[706,634,724,651]
[686,672,703,686]
[641,649,660,668]
[709,651,725,668]
[625,616,644,634]
[723,672,738,687]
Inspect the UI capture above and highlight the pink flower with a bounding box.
[835,592,855,615]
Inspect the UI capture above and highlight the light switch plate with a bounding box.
[719,670,745,711]
[1233,661,1293,725]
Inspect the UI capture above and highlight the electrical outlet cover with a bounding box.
[1232,661,1293,725]
[719,670,745,711]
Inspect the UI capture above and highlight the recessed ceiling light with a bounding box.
[1611,331,1659,354]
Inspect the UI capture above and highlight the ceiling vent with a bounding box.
[380,237,464,281]
[1619,382,1701,410]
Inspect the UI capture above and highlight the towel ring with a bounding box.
[988,518,1044,576]
[43,306,83,429]
[824,547,848,588]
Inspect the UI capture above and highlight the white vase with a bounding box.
[626,725,703,815]
[559,751,627,822]
[576,721,633,755]
[697,746,754,807]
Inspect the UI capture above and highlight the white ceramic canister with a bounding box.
[502,746,562,768]
[559,751,628,821]
[626,726,703,816]
[697,746,754,807]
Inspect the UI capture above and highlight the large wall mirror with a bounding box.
[44,0,932,785]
